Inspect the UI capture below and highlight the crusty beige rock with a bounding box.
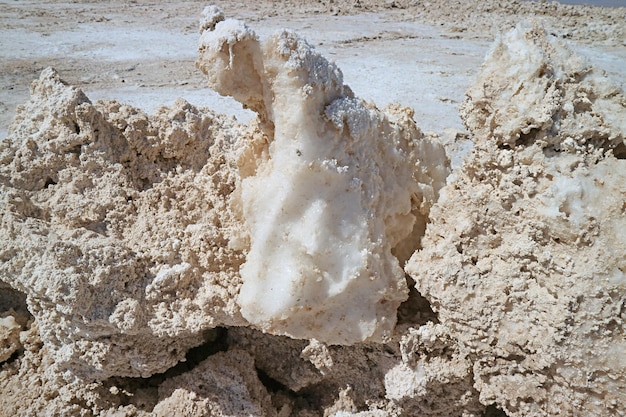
[0,13,463,414]
[461,22,626,153]
[0,67,249,380]
[226,326,483,416]
[0,315,20,363]
[2,4,626,417]
[0,11,468,416]
[407,24,626,417]
[154,349,276,417]
[0,286,31,364]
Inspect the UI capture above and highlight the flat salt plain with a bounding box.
[1,7,625,142]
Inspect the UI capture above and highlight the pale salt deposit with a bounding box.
[407,23,626,416]
[196,8,448,344]
[1,2,626,417]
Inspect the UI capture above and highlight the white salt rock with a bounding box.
[197,9,449,344]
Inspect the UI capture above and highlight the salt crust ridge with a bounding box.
[0,67,250,380]
[196,7,449,345]
[407,23,626,416]
[0,9,625,417]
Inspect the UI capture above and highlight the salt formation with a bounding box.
[153,349,275,416]
[0,7,463,415]
[2,5,626,417]
[225,324,483,416]
[196,7,449,344]
[407,24,626,417]
[0,6,448,382]
[0,68,250,380]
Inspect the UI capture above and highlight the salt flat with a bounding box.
[2,1,624,139]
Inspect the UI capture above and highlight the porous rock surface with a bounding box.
[0,8,465,417]
[407,24,626,417]
[153,349,276,417]
[0,67,249,380]
[1,9,625,417]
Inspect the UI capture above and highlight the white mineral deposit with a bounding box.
[196,8,448,344]
[1,1,625,416]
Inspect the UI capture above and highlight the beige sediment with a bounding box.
[1,4,625,417]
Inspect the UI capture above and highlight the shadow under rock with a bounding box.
[396,274,438,327]
[101,327,228,412]
[0,284,35,365]
[483,404,509,417]
[0,285,30,316]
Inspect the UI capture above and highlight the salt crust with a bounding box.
[0,2,448,381]
[407,24,626,417]
[153,349,275,417]
[196,9,449,344]
[1,9,625,417]
[0,67,249,380]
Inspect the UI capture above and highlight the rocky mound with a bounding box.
[407,23,626,416]
[1,8,625,417]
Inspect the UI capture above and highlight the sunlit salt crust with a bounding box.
[407,24,626,416]
[197,7,449,344]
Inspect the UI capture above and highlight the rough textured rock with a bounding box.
[226,325,482,417]
[406,24,626,417]
[0,7,449,382]
[154,349,276,417]
[0,286,32,363]
[0,9,474,415]
[0,67,249,380]
[1,6,625,417]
